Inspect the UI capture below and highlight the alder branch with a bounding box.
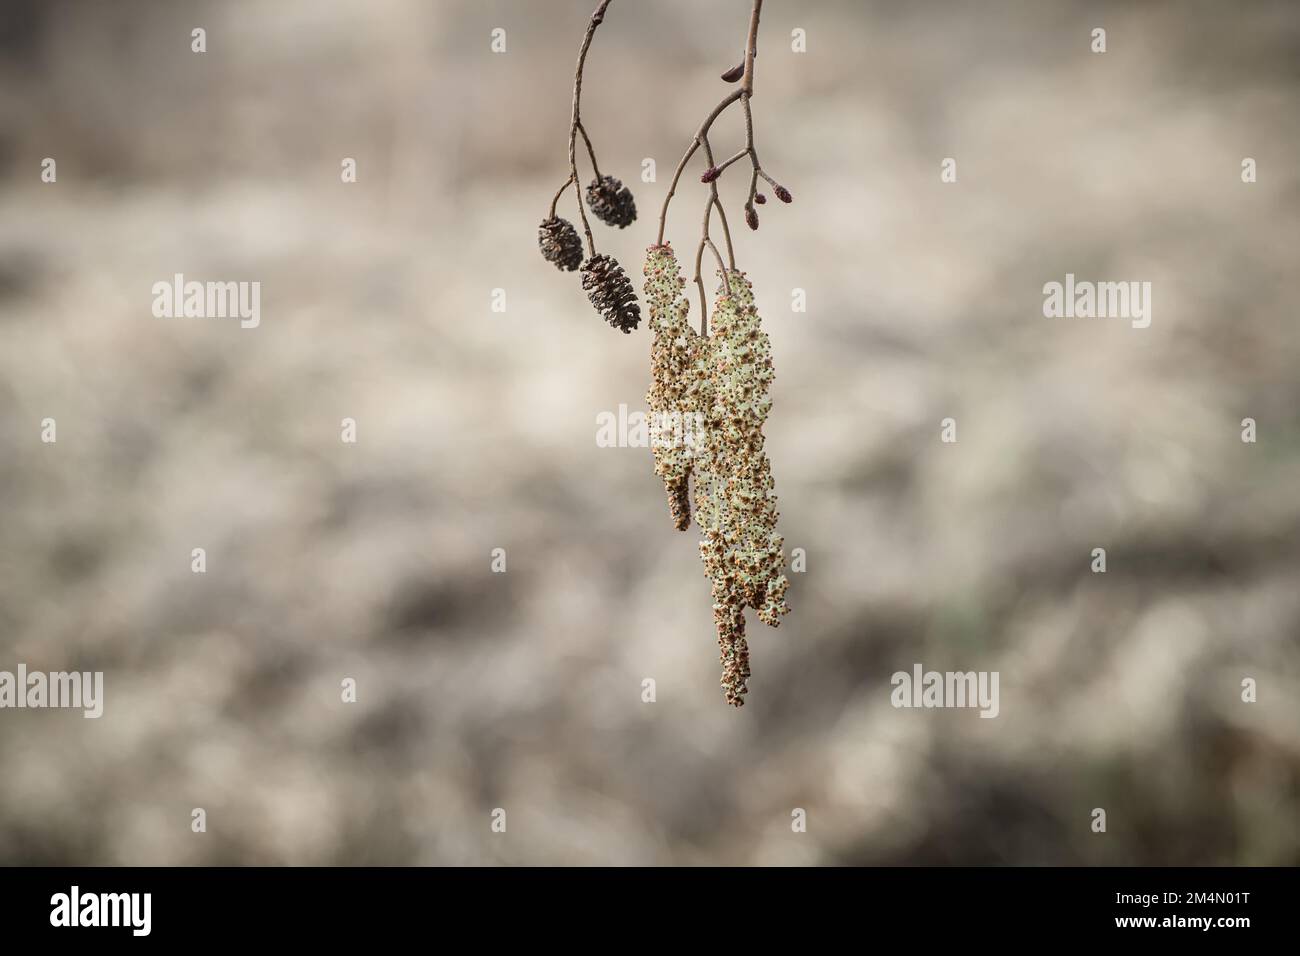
[656,0,792,334]
[547,0,617,257]
[656,89,742,247]
[693,134,734,334]
[576,122,602,181]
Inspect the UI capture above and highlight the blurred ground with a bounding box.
[0,0,1298,865]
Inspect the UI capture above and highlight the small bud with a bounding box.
[754,193,767,204]
[700,166,721,184]
[745,207,759,230]
[774,185,792,204]
[720,62,745,83]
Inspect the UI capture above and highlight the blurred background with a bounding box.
[0,0,1297,865]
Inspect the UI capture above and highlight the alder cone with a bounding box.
[538,216,583,271]
[586,175,637,229]
[581,254,641,333]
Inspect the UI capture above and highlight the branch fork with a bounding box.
[654,0,793,335]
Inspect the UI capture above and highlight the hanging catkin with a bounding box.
[691,269,790,706]
[644,244,701,530]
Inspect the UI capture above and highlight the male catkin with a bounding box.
[644,244,701,530]
[705,270,789,631]
[647,255,790,706]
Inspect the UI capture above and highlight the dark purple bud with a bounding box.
[754,193,767,205]
[700,166,721,184]
[745,207,759,230]
[774,185,792,204]
[720,63,745,83]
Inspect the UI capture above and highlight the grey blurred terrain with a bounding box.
[0,0,1298,865]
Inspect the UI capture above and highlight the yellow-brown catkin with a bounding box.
[644,244,702,531]
[644,249,790,706]
[696,270,790,706]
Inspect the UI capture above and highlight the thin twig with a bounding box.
[738,69,789,222]
[549,174,575,219]
[705,237,728,281]
[576,122,602,181]
[715,148,750,175]
[656,89,742,246]
[557,0,615,258]
[742,92,761,214]
[701,139,736,270]
[694,244,708,325]
[741,0,761,96]
[658,0,771,332]
[693,134,733,335]
[713,197,735,270]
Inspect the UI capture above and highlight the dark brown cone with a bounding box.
[586,175,637,229]
[745,207,759,230]
[580,254,641,333]
[538,217,583,271]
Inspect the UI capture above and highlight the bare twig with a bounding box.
[741,0,760,96]
[715,148,750,175]
[694,134,734,335]
[548,174,575,219]
[552,0,616,258]
[576,122,602,181]
[713,197,735,271]
[742,93,760,216]
[656,89,742,246]
[658,0,788,332]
